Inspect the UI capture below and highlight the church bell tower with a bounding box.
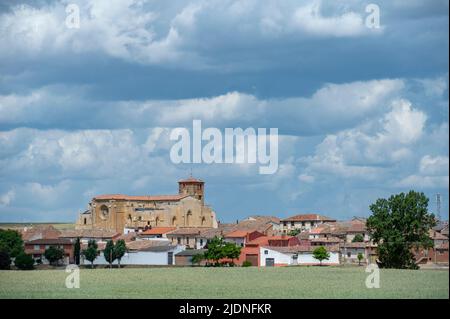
[178,176,205,204]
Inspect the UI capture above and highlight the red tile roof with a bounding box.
[126,240,171,251]
[140,227,177,235]
[59,229,120,239]
[246,235,294,246]
[20,225,62,241]
[224,230,254,238]
[93,194,189,201]
[282,214,336,222]
[430,230,448,240]
[310,236,342,243]
[165,227,205,236]
[246,236,270,246]
[26,238,72,245]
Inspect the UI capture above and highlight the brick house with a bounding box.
[24,238,74,265]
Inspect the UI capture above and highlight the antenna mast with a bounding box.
[436,193,441,221]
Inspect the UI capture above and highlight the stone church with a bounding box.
[76,177,218,234]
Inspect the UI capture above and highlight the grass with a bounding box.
[0,266,448,299]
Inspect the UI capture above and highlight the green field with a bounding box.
[0,267,448,299]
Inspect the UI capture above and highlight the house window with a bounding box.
[83,218,87,225]
[177,237,181,245]
[241,243,244,247]
[293,254,298,260]
[283,222,287,227]
[200,239,203,246]
[347,252,351,258]
[301,222,305,226]
[33,245,40,250]
[291,222,295,227]
[264,250,268,255]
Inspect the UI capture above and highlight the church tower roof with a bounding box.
[178,176,204,183]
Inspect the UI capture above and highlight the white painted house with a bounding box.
[82,242,185,266]
[259,246,340,266]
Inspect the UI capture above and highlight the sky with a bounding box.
[0,0,448,223]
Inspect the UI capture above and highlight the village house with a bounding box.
[20,225,61,242]
[340,242,370,263]
[81,240,184,266]
[278,214,336,233]
[166,227,208,249]
[138,227,177,240]
[229,235,301,266]
[59,229,121,245]
[310,236,343,247]
[223,230,265,247]
[24,238,74,265]
[259,245,341,266]
[414,229,449,265]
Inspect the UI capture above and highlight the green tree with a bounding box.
[223,242,241,266]
[74,238,81,265]
[204,236,226,266]
[312,246,330,266]
[352,234,364,242]
[44,246,65,266]
[0,250,11,270]
[14,252,34,270]
[357,253,364,266]
[114,240,127,268]
[0,229,24,257]
[83,240,98,269]
[104,240,116,268]
[366,191,436,269]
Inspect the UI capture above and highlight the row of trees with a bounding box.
[83,239,127,268]
[0,229,128,270]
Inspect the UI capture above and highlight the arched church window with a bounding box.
[186,211,192,226]
[172,216,177,226]
[100,205,109,219]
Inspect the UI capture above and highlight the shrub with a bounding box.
[0,250,11,270]
[242,261,252,267]
[14,253,34,270]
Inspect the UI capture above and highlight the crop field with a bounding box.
[0,266,448,299]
